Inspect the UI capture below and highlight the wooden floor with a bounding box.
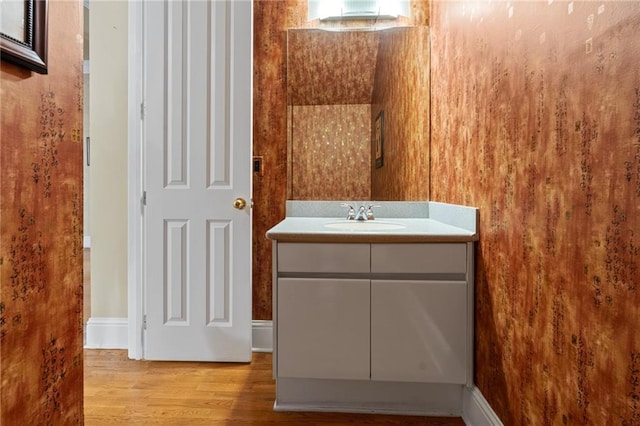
[84,350,465,425]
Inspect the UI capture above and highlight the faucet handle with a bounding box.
[340,203,356,220]
[366,204,380,220]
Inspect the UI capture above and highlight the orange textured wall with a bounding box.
[287,29,379,106]
[253,0,306,320]
[431,1,640,423]
[0,0,84,423]
[291,104,371,200]
[372,26,429,200]
[252,0,429,320]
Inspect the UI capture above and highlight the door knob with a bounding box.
[233,197,247,210]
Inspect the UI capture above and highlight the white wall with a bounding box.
[83,72,90,245]
[89,1,128,318]
[83,6,90,245]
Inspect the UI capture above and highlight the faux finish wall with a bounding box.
[291,104,371,200]
[287,29,379,106]
[286,29,378,200]
[372,26,430,200]
[0,0,84,423]
[253,0,429,320]
[430,1,640,423]
[253,0,306,320]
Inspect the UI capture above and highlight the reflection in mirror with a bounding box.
[286,26,430,201]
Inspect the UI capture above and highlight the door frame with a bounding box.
[127,0,144,359]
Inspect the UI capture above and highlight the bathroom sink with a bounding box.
[324,221,406,231]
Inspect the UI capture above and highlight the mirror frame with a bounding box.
[0,0,49,74]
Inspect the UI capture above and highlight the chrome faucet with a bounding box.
[366,204,378,220]
[342,203,379,221]
[354,205,368,221]
[340,203,356,220]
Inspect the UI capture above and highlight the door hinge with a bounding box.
[140,102,145,119]
[143,315,147,330]
[142,191,147,206]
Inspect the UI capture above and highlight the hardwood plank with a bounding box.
[84,350,465,425]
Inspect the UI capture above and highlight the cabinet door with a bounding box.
[277,278,370,380]
[371,280,467,384]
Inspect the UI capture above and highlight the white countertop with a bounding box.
[266,216,478,243]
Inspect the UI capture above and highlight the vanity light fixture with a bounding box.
[308,0,410,22]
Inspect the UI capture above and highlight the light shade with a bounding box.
[308,0,411,21]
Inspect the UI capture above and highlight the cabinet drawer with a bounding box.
[371,243,467,274]
[278,243,370,273]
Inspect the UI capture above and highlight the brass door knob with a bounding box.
[233,197,247,210]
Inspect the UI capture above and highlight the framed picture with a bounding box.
[0,0,48,74]
[374,110,384,168]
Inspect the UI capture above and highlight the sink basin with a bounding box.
[324,221,406,231]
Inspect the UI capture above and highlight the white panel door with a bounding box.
[143,0,252,361]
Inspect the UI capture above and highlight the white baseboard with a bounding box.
[252,320,273,352]
[85,318,272,352]
[462,386,503,425]
[85,317,128,349]
[83,235,91,248]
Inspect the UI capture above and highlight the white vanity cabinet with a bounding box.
[277,277,370,380]
[370,244,468,384]
[276,243,371,380]
[371,279,467,383]
[272,240,474,415]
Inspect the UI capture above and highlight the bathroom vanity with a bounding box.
[266,201,478,416]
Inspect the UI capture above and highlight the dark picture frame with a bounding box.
[0,0,48,74]
[374,110,384,168]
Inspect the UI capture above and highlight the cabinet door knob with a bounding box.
[233,197,247,210]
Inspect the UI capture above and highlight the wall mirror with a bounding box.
[286,26,430,201]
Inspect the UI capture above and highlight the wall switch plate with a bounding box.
[253,156,263,175]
